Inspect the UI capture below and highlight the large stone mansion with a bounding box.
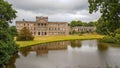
[16,16,96,36]
[16,16,69,36]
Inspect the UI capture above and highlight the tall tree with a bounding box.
[0,0,18,65]
[88,0,120,33]
[96,18,109,35]
[9,26,18,37]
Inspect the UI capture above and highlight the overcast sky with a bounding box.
[6,0,101,25]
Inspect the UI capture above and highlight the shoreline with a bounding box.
[16,34,104,48]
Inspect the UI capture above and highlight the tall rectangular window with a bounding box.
[38,32,40,35]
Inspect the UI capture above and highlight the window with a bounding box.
[38,32,40,35]
[45,32,47,35]
[58,28,60,30]
[49,28,51,30]
[41,23,43,26]
[42,32,44,35]
[38,23,40,26]
[44,24,46,26]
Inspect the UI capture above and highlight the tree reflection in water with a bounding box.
[2,54,19,68]
[20,47,31,57]
[98,43,109,51]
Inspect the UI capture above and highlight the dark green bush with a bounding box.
[115,34,120,43]
[115,28,120,34]
[102,36,115,43]
[102,34,120,44]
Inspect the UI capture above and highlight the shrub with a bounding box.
[115,28,120,34]
[102,34,120,44]
[115,34,120,43]
[102,36,116,43]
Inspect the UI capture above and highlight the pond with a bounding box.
[3,40,120,68]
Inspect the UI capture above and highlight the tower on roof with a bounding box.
[36,16,48,22]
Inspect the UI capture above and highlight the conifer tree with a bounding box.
[17,27,34,41]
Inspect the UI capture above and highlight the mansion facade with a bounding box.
[16,16,69,36]
[72,26,96,33]
[16,16,96,36]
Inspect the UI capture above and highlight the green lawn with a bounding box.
[16,34,104,48]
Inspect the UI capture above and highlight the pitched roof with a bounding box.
[16,21,35,23]
[48,22,68,24]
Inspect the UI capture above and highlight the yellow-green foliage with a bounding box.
[16,34,104,48]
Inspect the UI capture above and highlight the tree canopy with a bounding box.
[69,20,96,27]
[0,0,18,65]
[70,20,83,27]
[88,0,120,33]
[17,27,34,41]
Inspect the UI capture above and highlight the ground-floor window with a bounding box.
[41,32,47,36]
[38,32,40,35]
[44,32,47,35]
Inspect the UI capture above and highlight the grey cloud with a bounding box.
[6,0,101,25]
[7,0,88,14]
[14,9,101,23]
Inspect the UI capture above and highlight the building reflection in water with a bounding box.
[17,40,110,57]
[70,40,81,48]
[20,41,71,56]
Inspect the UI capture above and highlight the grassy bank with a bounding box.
[16,34,104,48]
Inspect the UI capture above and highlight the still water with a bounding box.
[4,40,120,68]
